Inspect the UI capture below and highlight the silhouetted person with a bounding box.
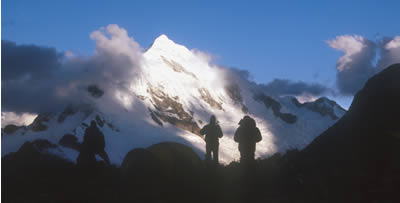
[200,115,223,166]
[234,116,262,165]
[77,120,110,168]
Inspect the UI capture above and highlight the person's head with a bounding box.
[209,115,217,125]
[90,120,97,128]
[239,115,256,127]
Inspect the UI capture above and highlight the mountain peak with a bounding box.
[150,34,176,49]
[145,34,192,59]
[155,34,170,43]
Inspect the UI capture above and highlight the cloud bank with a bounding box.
[2,23,399,127]
[2,24,143,115]
[261,79,330,98]
[327,35,400,95]
[1,112,37,128]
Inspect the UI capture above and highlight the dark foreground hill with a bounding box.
[262,63,400,202]
[2,64,400,203]
[301,63,400,202]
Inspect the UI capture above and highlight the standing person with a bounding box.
[77,120,110,167]
[200,115,223,166]
[234,116,262,165]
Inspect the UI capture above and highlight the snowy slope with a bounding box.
[1,35,346,165]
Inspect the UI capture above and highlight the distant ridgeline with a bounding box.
[1,35,346,165]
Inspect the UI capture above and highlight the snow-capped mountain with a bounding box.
[1,35,346,165]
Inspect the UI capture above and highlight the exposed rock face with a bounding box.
[153,111,201,135]
[254,93,297,124]
[198,88,223,110]
[30,113,50,132]
[148,86,192,120]
[3,124,24,135]
[148,86,201,135]
[225,84,248,113]
[58,105,76,123]
[149,109,163,126]
[59,134,80,151]
[95,115,105,127]
[292,97,344,120]
[161,56,197,79]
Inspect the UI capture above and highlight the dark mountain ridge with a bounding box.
[278,63,400,202]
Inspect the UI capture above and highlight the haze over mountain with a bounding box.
[1,25,346,164]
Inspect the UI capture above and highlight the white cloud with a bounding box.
[327,35,400,96]
[2,24,144,114]
[90,24,143,62]
[377,36,400,71]
[327,35,371,72]
[64,50,75,58]
[1,112,37,128]
[385,36,400,49]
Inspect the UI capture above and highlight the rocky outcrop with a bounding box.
[198,88,223,110]
[59,134,80,151]
[161,56,197,79]
[148,86,201,135]
[57,105,76,123]
[153,111,201,135]
[292,97,345,120]
[148,86,192,120]
[225,84,248,113]
[254,93,297,124]
[3,124,24,135]
[29,113,51,132]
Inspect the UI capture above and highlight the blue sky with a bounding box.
[2,0,400,108]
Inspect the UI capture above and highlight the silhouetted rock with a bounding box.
[57,105,76,123]
[120,148,165,201]
[59,134,80,151]
[147,142,205,202]
[3,124,23,134]
[29,113,50,132]
[274,64,400,202]
[2,138,120,203]
[147,142,203,178]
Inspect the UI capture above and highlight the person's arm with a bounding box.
[234,127,241,142]
[200,125,208,135]
[255,128,262,142]
[217,125,223,138]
